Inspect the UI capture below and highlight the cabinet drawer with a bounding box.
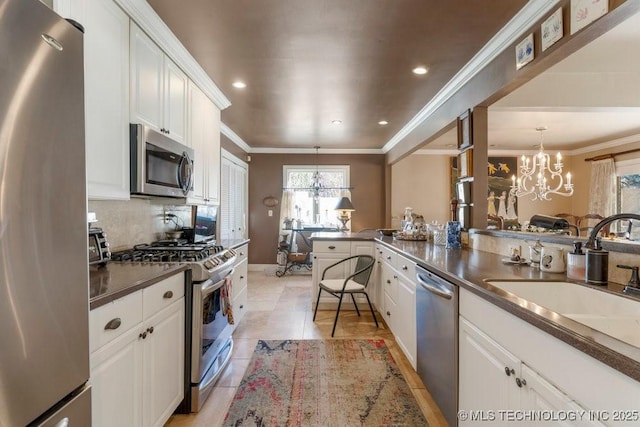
[234,245,248,263]
[313,241,350,253]
[381,266,398,301]
[379,245,397,265]
[395,255,416,281]
[233,258,248,294]
[90,290,143,353]
[143,273,185,319]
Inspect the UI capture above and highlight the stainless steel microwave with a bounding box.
[130,123,194,198]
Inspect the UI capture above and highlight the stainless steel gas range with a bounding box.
[112,240,237,413]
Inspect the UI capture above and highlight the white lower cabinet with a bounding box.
[89,272,185,427]
[378,245,417,368]
[459,287,640,426]
[232,244,249,326]
[459,318,602,426]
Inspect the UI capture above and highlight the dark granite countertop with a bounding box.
[310,230,380,241]
[89,263,189,310]
[308,231,640,381]
[219,238,250,250]
[375,236,640,381]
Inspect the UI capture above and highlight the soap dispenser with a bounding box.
[566,241,586,281]
[585,238,608,285]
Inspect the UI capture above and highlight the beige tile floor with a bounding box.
[166,270,448,427]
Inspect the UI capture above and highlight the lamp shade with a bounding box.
[335,197,355,211]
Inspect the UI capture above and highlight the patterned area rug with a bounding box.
[223,339,428,426]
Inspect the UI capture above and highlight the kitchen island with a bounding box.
[312,231,640,424]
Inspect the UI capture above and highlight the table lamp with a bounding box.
[335,197,355,231]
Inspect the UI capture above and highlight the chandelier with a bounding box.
[509,127,574,201]
[310,146,324,200]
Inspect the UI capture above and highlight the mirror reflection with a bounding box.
[391,10,640,243]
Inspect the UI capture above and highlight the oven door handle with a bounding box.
[200,269,234,298]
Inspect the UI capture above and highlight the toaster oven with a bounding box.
[89,227,110,265]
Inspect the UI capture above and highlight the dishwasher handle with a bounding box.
[416,271,454,300]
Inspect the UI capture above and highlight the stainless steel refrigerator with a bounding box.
[0,0,91,425]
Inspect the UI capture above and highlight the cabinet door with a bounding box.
[142,299,185,427]
[231,257,248,325]
[204,102,221,205]
[187,82,207,202]
[383,291,397,333]
[459,317,520,426]
[90,326,143,427]
[130,23,163,131]
[67,0,130,200]
[163,59,187,144]
[396,276,417,368]
[521,364,605,427]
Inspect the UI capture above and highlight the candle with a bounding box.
[512,175,516,186]
[567,172,572,186]
[557,152,562,163]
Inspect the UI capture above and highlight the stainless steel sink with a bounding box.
[485,280,640,348]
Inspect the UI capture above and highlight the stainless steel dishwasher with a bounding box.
[416,265,459,427]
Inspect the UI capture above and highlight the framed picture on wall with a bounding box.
[457,109,472,150]
[459,149,473,178]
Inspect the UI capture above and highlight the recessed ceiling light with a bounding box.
[232,81,246,89]
[412,66,429,75]
[378,120,388,125]
[331,120,342,125]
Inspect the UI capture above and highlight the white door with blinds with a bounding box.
[220,150,248,241]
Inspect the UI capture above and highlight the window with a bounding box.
[615,159,640,240]
[283,165,349,226]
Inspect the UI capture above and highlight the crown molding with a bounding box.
[382,0,560,154]
[570,133,640,156]
[220,123,252,153]
[249,147,383,155]
[115,0,231,110]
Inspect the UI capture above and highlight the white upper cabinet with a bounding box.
[187,82,220,205]
[130,22,187,144]
[59,0,131,200]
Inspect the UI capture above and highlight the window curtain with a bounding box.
[589,158,616,217]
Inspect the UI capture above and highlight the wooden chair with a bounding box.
[577,213,608,237]
[313,255,378,337]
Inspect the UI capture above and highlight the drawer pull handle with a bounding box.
[328,245,336,250]
[402,265,408,270]
[163,291,174,299]
[386,256,391,260]
[386,311,391,316]
[240,304,244,309]
[240,276,244,279]
[104,318,121,331]
[139,331,147,339]
[504,367,514,376]
[147,326,154,334]
[516,377,526,388]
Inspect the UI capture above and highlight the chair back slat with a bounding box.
[352,255,374,286]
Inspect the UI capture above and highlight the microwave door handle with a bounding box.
[178,151,193,195]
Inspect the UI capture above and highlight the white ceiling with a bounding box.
[426,9,640,153]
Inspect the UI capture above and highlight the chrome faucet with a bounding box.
[585,213,640,249]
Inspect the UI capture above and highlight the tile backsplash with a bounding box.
[88,198,192,251]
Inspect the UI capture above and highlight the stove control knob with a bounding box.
[204,260,213,269]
